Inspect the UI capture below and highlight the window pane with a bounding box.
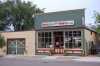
[69,42,73,48]
[42,32,44,37]
[73,31,77,37]
[77,31,81,36]
[7,47,16,54]
[49,38,51,42]
[17,40,25,48]
[38,32,42,37]
[49,32,51,37]
[65,43,69,48]
[65,32,68,37]
[17,48,24,54]
[45,32,48,37]
[69,31,72,37]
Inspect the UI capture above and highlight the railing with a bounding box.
[54,48,64,54]
[36,48,54,55]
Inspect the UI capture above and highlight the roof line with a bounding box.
[35,8,85,16]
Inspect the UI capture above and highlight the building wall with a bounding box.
[84,29,96,43]
[0,31,35,56]
[84,29,96,55]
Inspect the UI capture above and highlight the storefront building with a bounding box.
[0,9,97,56]
[35,9,97,56]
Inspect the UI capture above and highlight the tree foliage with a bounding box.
[96,13,100,23]
[0,0,44,31]
[0,34,5,48]
[95,12,100,33]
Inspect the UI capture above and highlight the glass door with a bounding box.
[7,39,25,55]
[54,32,64,48]
[17,40,25,54]
[53,32,64,54]
[7,40,17,54]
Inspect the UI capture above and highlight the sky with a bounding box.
[24,0,100,26]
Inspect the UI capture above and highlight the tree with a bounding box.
[0,34,5,56]
[0,0,44,31]
[95,12,100,33]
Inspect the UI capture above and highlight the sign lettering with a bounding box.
[41,20,74,27]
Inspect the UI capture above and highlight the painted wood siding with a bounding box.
[35,9,85,30]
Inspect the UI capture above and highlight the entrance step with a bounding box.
[41,56,58,60]
[53,54,64,56]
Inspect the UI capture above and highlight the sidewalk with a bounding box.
[2,55,100,62]
[39,55,100,62]
[72,56,100,62]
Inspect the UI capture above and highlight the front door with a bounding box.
[53,32,64,54]
[7,39,25,55]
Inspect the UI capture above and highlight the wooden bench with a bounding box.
[64,48,84,56]
[36,48,54,55]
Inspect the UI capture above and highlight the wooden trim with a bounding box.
[36,48,54,51]
[64,48,83,51]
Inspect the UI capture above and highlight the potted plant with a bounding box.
[0,34,6,57]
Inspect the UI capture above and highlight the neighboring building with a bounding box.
[35,9,97,56]
[0,31,35,56]
[0,9,98,56]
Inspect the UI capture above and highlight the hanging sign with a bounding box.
[41,20,74,27]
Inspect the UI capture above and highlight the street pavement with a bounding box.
[0,55,100,66]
